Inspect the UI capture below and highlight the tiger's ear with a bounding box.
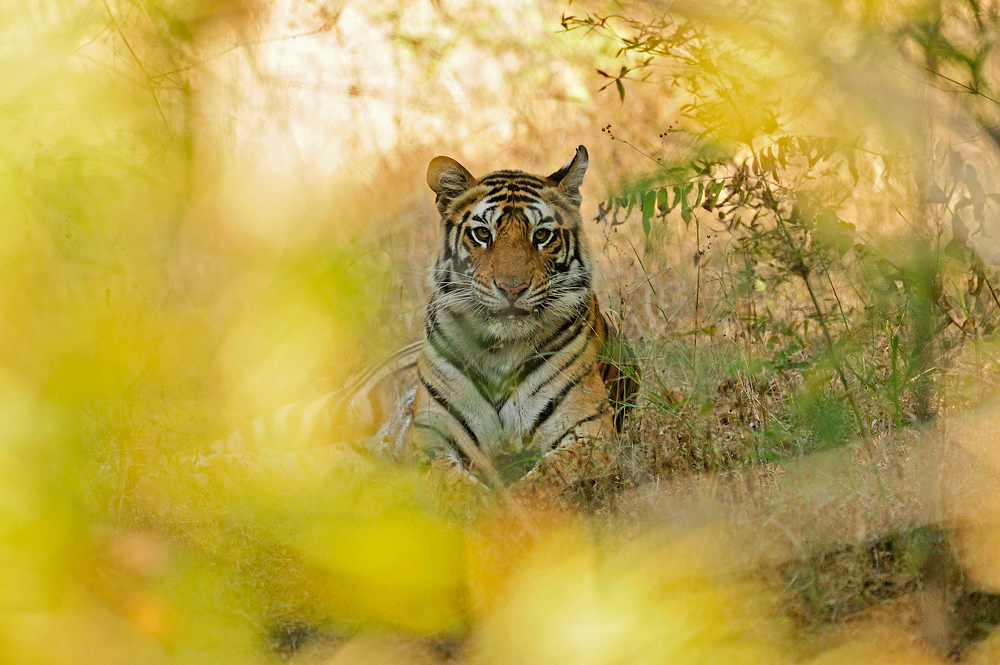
[427,156,476,214]
[547,145,589,206]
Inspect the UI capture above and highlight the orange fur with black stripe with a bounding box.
[411,146,638,501]
[207,147,638,505]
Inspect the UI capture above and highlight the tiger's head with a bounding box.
[425,146,594,341]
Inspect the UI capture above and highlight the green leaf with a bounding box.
[706,180,725,209]
[814,214,856,257]
[671,185,683,213]
[615,79,625,102]
[656,187,669,215]
[641,190,656,236]
[944,238,967,262]
[679,183,694,226]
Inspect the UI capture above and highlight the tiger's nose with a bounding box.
[496,280,529,302]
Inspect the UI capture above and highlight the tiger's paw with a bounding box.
[505,443,621,512]
[425,459,492,521]
[506,470,575,513]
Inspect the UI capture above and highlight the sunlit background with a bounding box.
[3,0,1000,663]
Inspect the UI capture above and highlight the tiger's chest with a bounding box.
[411,327,602,457]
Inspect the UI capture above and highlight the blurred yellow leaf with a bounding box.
[472,521,788,665]
[298,472,466,634]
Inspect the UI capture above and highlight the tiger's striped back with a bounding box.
[209,341,421,458]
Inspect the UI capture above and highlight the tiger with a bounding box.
[205,146,638,505]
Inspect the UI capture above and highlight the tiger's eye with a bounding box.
[472,227,491,242]
[533,228,552,245]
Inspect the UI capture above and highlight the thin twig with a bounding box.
[151,25,336,82]
[101,0,171,133]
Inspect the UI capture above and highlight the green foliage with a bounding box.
[579,0,1000,456]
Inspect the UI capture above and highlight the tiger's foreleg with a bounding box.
[510,432,617,507]
[509,395,619,507]
[406,413,493,518]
